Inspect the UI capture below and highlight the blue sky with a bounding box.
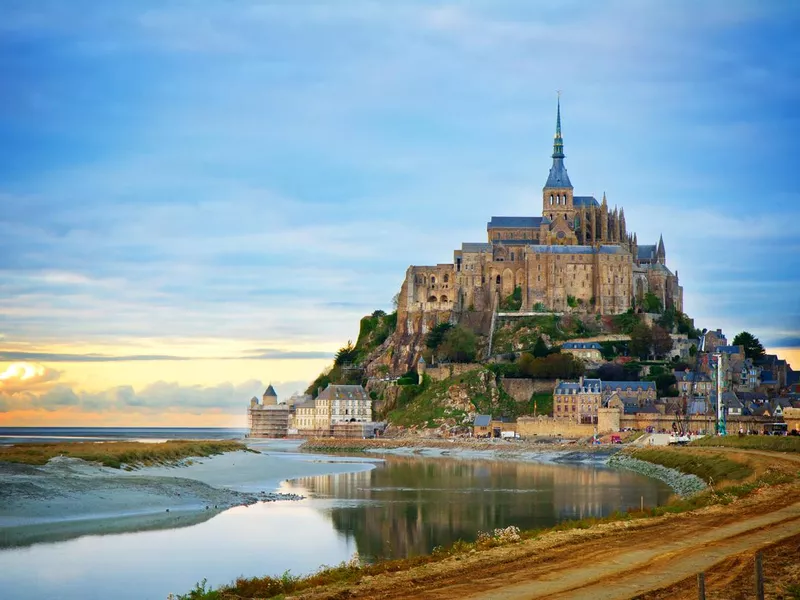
[0,1,798,425]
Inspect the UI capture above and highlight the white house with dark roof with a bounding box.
[561,341,603,362]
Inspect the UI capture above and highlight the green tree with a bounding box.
[501,286,523,311]
[629,322,654,359]
[438,326,477,363]
[424,322,453,351]
[642,292,663,313]
[334,340,359,365]
[532,336,549,358]
[689,344,697,357]
[651,324,674,358]
[732,331,766,361]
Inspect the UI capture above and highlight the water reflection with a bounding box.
[282,456,672,560]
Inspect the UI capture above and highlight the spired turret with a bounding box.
[262,384,278,406]
[543,95,574,222]
[657,234,666,265]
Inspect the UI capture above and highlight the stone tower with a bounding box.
[542,96,575,224]
[262,384,278,406]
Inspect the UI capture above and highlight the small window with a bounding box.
[444,274,449,283]
[496,275,501,285]
[431,276,436,284]
[549,194,553,205]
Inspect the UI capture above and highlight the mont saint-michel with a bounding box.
[400,99,681,330]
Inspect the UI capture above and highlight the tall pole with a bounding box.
[714,352,726,436]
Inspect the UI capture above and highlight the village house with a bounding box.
[674,370,714,396]
[561,341,603,362]
[601,380,657,404]
[473,414,492,437]
[554,377,602,424]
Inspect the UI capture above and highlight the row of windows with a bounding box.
[415,274,450,284]
[549,194,569,205]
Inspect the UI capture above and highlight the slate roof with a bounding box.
[487,216,544,229]
[461,242,492,253]
[674,371,711,382]
[264,384,278,397]
[545,158,573,189]
[555,378,602,394]
[528,244,626,255]
[715,345,741,354]
[563,342,603,350]
[638,245,657,260]
[573,196,599,208]
[295,400,316,410]
[602,381,656,392]
[474,414,492,427]
[317,384,368,400]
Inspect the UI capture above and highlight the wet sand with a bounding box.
[0,439,380,547]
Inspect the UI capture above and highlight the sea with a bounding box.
[0,427,247,445]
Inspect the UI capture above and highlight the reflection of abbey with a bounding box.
[399,100,683,320]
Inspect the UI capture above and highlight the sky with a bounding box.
[1,0,799,427]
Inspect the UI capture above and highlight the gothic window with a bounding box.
[444,274,449,283]
[431,276,436,284]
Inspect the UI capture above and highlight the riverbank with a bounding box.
[0,440,378,548]
[177,447,800,599]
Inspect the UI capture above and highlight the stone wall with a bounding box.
[499,377,556,403]
[597,407,620,433]
[517,416,595,438]
[425,363,483,382]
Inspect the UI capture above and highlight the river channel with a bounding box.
[0,446,673,600]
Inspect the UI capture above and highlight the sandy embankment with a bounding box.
[0,439,380,547]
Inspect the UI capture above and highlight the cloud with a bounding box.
[0,377,309,415]
[0,362,61,394]
[0,351,194,362]
[245,349,335,360]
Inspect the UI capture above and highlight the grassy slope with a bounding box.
[690,435,800,454]
[629,448,753,483]
[0,440,246,469]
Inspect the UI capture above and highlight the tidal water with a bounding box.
[0,426,247,445]
[0,451,673,600]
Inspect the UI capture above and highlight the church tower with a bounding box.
[542,96,574,224]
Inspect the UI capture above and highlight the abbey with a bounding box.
[398,100,683,323]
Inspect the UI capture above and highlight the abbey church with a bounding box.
[397,100,683,330]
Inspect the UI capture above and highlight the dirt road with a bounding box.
[292,450,800,600]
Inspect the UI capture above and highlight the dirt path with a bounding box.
[291,450,800,600]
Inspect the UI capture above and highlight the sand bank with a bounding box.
[0,440,380,547]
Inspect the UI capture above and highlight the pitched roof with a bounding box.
[461,242,492,253]
[638,245,657,260]
[316,384,368,400]
[715,345,741,354]
[573,196,599,208]
[474,414,492,427]
[487,216,544,229]
[264,384,278,397]
[563,342,602,350]
[602,381,656,391]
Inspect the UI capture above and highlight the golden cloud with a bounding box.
[0,362,61,394]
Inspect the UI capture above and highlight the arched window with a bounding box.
[510,252,515,261]
[496,275,501,285]
[549,194,553,205]
[428,295,437,302]
[430,275,436,284]
[441,295,448,302]
[563,194,567,203]
[443,274,449,283]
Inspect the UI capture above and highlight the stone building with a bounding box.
[248,385,290,438]
[561,341,603,362]
[395,99,683,341]
[290,383,373,434]
[554,377,602,423]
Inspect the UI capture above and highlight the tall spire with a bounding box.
[553,93,564,159]
[544,93,572,189]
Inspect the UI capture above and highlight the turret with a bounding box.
[600,193,608,241]
[262,384,278,406]
[657,234,666,265]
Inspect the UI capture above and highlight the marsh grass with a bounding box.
[629,448,753,483]
[0,440,247,469]
[690,435,800,453]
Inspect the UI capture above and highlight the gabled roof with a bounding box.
[487,216,544,229]
[715,345,741,354]
[316,384,368,400]
[474,414,492,427]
